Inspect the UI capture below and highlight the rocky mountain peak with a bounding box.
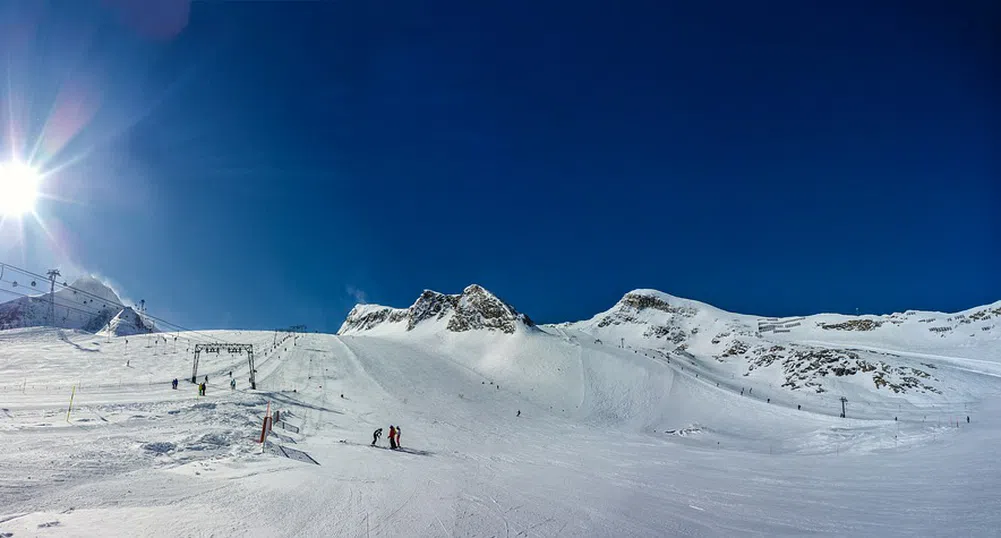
[338,284,534,335]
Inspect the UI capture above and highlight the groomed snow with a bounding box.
[2,321,999,536]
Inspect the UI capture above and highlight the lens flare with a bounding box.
[0,160,40,216]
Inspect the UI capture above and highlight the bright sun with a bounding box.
[0,160,41,216]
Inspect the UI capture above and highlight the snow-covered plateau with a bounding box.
[1,284,999,536]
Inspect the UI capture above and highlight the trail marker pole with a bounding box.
[259,401,272,443]
[66,385,76,422]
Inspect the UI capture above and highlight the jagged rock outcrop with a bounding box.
[337,284,534,335]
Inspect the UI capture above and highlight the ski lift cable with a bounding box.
[0,280,179,334]
[2,263,230,345]
[0,285,132,325]
[0,261,224,343]
[0,278,218,344]
[0,278,116,317]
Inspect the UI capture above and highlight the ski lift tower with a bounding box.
[46,269,60,325]
[191,343,257,389]
[840,396,848,418]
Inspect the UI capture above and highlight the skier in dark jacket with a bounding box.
[172,378,178,390]
[372,428,383,446]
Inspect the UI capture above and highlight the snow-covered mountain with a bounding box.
[339,285,999,401]
[555,289,1000,398]
[3,290,1000,535]
[338,284,535,335]
[100,306,156,336]
[0,275,154,334]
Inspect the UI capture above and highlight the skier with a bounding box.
[388,425,397,449]
[230,378,236,390]
[396,426,402,448]
[517,410,521,417]
[372,428,383,446]
[172,378,178,390]
[967,416,970,423]
[204,375,208,383]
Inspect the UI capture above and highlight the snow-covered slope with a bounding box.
[3,322,1000,537]
[338,284,535,336]
[3,285,1000,536]
[0,275,143,333]
[554,289,1000,400]
[101,306,156,336]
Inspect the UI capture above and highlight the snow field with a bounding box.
[1,325,1000,536]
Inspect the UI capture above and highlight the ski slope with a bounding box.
[2,322,1000,536]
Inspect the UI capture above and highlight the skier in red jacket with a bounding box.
[388,425,397,449]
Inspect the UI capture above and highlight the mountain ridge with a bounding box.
[338,285,999,398]
[337,284,535,336]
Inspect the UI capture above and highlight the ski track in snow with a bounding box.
[0,326,999,536]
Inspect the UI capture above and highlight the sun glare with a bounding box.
[0,161,41,216]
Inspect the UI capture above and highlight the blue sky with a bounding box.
[0,0,997,332]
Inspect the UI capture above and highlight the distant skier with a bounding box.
[230,378,236,390]
[372,428,383,446]
[388,425,397,449]
[172,378,178,390]
[204,375,208,383]
[967,416,970,423]
[396,426,402,448]
[517,410,521,417]
[126,360,130,367]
